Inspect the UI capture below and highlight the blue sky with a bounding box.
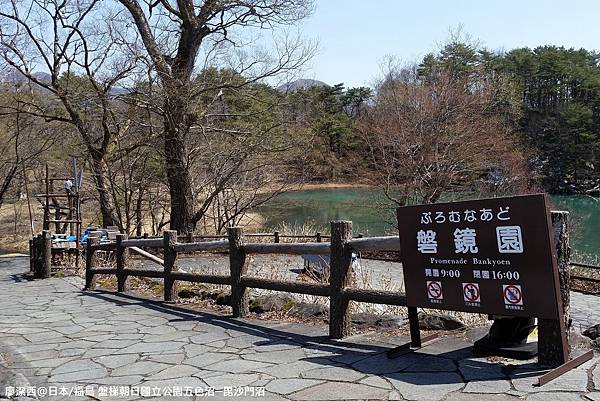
[299,0,600,88]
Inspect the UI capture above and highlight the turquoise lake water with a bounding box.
[256,188,599,262]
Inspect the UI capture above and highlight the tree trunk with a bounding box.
[163,89,195,235]
[135,188,144,237]
[0,163,19,209]
[89,150,120,228]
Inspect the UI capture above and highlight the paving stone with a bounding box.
[52,359,104,374]
[189,332,231,345]
[58,348,87,357]
[1,257,598,401]
[265,378,323,395]
[49,367,108,383]
[526,392,587,401]
[593,363,600,390]
[459,358,506,380]
[403,354,457,372]
[351,352,414,374]
[512,367,589,393]
[116,333,144,340]
[463,379,511,393]
[146,365,200,380]
[166,320,199,331]
[138,325,177,335]
[358,375,393,389]
[302,366,365,382]
[445,393,521,401]
[111,361,171,376]
[288,381,389,400]
[204,359,273,373]
[243,348,308,364]
[203,373,262,390]
[140,376,207,389]
[118,342,186,354]
[182,352,231,368]
[14,343,61,353]
[91,375,145,386]
[81,348,121,359]
[92,339,140,349]
[386,372,464,401]
[141,353,185,365]
[192,370,229,380]
[0,368,30,397]
[255,359,334,379]
[253,341,301,353]
[94,354,139,369]
[20,349,59,361]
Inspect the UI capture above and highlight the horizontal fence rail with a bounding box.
[83,214,577,344]
[348,236,401,252]
[84,223,405,339]
[244,242,330,255]
[174,241,230,253]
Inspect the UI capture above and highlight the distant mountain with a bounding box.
[3,70,51,88]
[277,79,329,92]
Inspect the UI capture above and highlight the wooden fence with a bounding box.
[83,215,571,365]
[84,221,404,340]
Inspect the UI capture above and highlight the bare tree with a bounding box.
[0,0,139,227]
[115,0,315,233]
[0,96,53,208]
[359,64,531,208]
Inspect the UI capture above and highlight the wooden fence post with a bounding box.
[32,235,41,278]
[163,230,178,302]
[228,227,248,317]
[29,239,34,274]
[40,230,51,279]
[316,232,322,243]
[329,220,353,339]
[84,235,99,290]
[538,211,571,366]
[274,231,280,244]
[116,234,129,293]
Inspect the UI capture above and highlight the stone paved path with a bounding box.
[1,255,599,401]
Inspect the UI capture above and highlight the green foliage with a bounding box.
[500,46,600,193]
[419,42,600,194]
[294,83,372,151]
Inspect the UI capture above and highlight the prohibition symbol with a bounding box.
[462,283,480,302]
[502,284,523,305]
[427,281,443,300]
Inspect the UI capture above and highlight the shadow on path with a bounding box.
[82,289,548,386]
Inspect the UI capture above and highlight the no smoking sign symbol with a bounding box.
[503,284,523,306]
[462,283,480,303]
[426,281,443,300]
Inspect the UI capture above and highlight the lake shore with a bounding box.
[285,182,374,191]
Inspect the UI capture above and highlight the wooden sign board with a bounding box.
[397,194,563,320]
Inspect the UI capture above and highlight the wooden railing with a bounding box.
[82,213,575,358]
[130,231,331,243]
[84,221,403,339]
